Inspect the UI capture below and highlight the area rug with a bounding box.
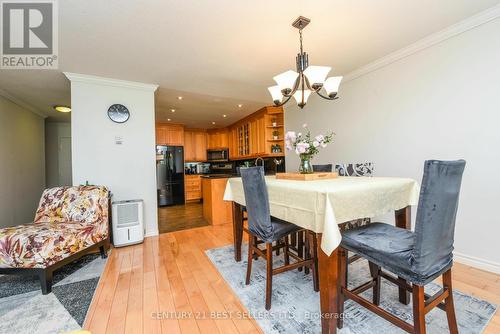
[0,253,107,334]
[206,245,498,334]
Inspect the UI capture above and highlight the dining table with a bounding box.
[223,175,420,334]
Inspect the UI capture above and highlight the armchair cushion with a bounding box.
[341,222,451,285]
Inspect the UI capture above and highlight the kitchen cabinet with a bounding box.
[202,177,232,225]
[207,129,229,149]
[156,123,184,146]
[184,129,207,162]
[185,175,202,202]
[229,106,284,160]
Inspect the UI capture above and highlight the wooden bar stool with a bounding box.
[240,166,319,310]
[338,160,465,334]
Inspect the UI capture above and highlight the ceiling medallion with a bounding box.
[268,16,343,109]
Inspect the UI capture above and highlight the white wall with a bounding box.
[45,121,72,187]
[0,95,45,228]
[66,73,159,236]
[285,18,500,273]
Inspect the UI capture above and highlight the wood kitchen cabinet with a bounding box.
[207,129,229,149]
[228,106,284,160]
[156,123,184,146]
[184,129,207,162]
[185,175,202,202]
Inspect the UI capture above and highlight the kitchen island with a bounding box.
[201,175,233,225]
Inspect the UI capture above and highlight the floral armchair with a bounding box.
[0,186,110,294]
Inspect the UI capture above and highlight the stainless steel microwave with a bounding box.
[207,149,229,162]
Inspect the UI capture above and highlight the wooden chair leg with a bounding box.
[309,232,319,292]
[443,269,459,334]
[345,255,349,285]
[265,242,273,310]
[304,234,310,275]
[297,230,304,272]
[291,232,297,249]
[99,245,108,259]
[245,235,254,285]
[368,261,381,305]
[253,236,258,260]
[412,284,426,334]
[284,236,290,266]
[337,247,348,329]
[275,240,280,255]
[39,269,53,295]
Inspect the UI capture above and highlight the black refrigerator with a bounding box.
[156,146,185,206]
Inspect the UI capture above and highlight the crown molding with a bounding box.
[64,72,159,92]
[0,88,47,118]
[344,4,500,83]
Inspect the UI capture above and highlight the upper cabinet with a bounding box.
[155,106,283,161]
[207,129,229,149]
[228,106,284,160]
[156,123,184,146]
[184,129,207,162]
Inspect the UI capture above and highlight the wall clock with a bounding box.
[107,104,130,123]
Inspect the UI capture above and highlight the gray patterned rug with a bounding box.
[206,245,498,334]
[0,254,107,334]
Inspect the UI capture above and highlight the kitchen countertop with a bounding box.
[201,174,234,179]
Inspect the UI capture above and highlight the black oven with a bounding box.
[207,149,229,162]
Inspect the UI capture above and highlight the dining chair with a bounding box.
[240,166,319,310]
[312,164,333,172]
[338,160,466,334]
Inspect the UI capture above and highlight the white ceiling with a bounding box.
[1,0,499,127]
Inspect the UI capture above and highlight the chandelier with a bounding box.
[268,16,343,109]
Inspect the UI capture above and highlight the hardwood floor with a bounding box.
[158,203,209,234]
[84,223,500,334]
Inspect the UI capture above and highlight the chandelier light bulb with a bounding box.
[303,66,331,88]
[273,70,299,94]
[293,89,312,108]
[323,76,343,97]
[268,85,283,104]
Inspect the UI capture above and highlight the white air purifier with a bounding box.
[112,199,144,247]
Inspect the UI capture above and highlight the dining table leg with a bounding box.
[316,233,340,334]
[395,206,411,304]
[232,202,244,262]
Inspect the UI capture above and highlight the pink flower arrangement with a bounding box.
[285,124,334,156]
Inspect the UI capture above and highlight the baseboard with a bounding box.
[454,252,500,274]
[144,229,159,238]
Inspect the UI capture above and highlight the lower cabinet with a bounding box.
[185,175,202,202]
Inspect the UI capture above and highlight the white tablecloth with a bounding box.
[223,176,420,255]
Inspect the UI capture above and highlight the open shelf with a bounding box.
[266,125,284,128]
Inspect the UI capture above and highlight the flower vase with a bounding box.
[299,154,314,174]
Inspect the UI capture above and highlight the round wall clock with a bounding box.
[107,104,130,123]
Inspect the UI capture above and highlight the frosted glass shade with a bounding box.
[323,76,343,96]
[293,89,312,106]
[268,85,283,103]
[273,70,299,92]
[304,66,331,86]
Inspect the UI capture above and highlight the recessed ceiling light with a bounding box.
[54,105,71,113]
[223,114,227,118]
[167,118,171,121]
[212,121,216,125]
[171,109,176,113]
[237,104,243,108]
[177,96,183,100]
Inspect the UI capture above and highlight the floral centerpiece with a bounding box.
[284,124,334,174]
